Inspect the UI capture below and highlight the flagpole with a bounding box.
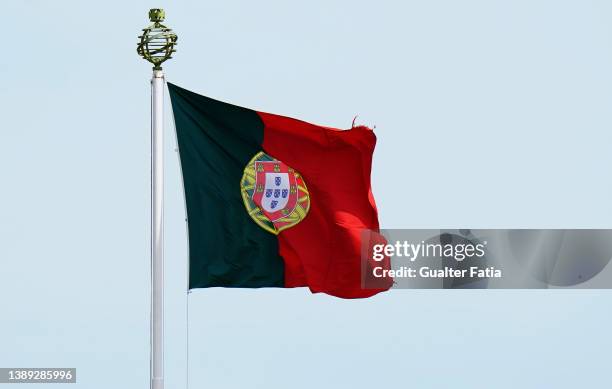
[151,68,165,389]
[137,9,177,389]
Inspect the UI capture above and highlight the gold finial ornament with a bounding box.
[149,8,165,22]
[137,8,177,70]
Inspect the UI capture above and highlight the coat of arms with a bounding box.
[241,151,310,234]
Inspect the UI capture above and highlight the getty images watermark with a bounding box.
[361,229,612,289]
[0,368,76,384]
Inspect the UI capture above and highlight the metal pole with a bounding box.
[151,69,165,389]
[137,9,176,389]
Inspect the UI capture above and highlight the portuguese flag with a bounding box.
[168,83,391,298]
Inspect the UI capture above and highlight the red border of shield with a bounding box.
[252,161,299,222]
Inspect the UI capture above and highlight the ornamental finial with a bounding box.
[149,9,165,22]
[137,9,177,70]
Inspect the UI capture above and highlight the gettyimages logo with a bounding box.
[371,238,487,262]
[363,231,498,287]
[362,229,612,289]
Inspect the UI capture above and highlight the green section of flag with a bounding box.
[168,83,285,288]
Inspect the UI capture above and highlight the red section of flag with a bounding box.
[259,112,392,298]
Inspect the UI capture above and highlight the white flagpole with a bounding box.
[151,69,165,389]
[137,9,177,389]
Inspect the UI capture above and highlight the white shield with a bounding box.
[260,172,290,213]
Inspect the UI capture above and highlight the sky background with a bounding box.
[2,0,612,388]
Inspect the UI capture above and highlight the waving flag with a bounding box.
[168,83,390,298]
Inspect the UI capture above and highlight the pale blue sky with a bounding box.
[2,1,612,388]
